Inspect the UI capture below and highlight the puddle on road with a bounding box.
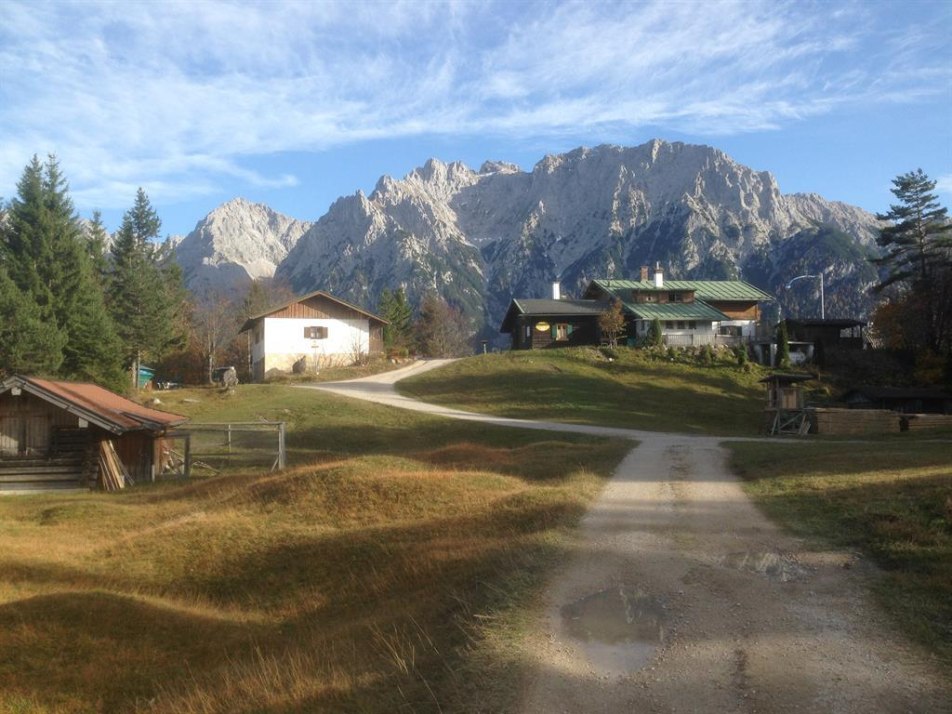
[720,550,810,582]
[560,586,665,675]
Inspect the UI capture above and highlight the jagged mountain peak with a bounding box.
[173,197,312,297]
[171,140,882,337]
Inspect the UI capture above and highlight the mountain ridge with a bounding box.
[171,140,882,335]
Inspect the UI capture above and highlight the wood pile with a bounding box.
[98,440,130,491]
[809,408,899,435]
[901,414,952,432]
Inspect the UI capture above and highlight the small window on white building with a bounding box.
[304,326,328,339]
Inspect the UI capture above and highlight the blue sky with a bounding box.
[2,0,950,239]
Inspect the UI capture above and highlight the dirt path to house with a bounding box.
[305,362,951,713]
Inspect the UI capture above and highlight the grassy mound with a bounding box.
[400,347,769,436]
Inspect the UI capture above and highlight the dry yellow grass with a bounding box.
[0,386,630,713]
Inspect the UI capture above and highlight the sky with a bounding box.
[1,0,950,239]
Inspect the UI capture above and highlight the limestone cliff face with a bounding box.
[277,141,881,332]
[174,141,882,333]
[173,197,312,296]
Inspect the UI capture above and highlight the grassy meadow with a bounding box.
[0,384,632,713]
[730,441,952,664]
[399,347,769,436]
[3,353,949,711]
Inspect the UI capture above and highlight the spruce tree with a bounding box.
[378,287,413,352]
[108,188,187,387]
[86,210,111,281]
[0,155,124,386]
[0,266,66,376]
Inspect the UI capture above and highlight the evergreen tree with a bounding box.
[0,155,124,386]
[871,170,952,356]
[647,318,664,347]
[108,188,187,387]
[873,169,952,289]
[86,209,111,281]
[776,321,791,369]
[377,287,413,352]
[0,266,66,376]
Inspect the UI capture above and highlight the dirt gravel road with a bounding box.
[307,362,951,713]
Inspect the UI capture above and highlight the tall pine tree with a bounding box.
[0,266,66,376]
[108,188,187,388]
[377,287,413,352]
[0,155,124,386]
[872,170,952,357]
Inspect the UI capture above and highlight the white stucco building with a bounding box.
[240,291,387,382]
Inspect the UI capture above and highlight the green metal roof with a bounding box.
[592,279,772,302]
[623,301,729,321]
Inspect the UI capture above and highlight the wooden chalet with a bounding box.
[0,375,188,492]
[240,290,387,382]
[500,266,773,351]
[584,266,772,347]
[500,298,607,350]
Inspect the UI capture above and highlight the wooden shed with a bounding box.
[0,375,188,492]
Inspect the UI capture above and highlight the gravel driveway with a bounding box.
[306,360,950,713]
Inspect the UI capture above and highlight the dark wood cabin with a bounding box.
[0,375,188,492]
[500,299,606,350]
[842,387,952,415]
[782,319,866,364]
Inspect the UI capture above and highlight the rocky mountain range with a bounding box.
[172,140,883,338]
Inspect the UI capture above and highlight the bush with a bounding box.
[697,344,715,366]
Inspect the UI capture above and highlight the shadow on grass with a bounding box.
[0,590,272,713]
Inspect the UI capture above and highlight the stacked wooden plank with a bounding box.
[0,458,85,492]
[98,440,130,491]
[809,408,899,435]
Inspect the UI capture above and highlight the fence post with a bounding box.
[277,422,286,470]
[227,424,232,453]
[184,434,191,479]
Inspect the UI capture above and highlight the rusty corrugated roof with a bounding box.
[1,376,188,434]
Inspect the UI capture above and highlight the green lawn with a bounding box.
[400,347,769,436]
[729,440,952,664]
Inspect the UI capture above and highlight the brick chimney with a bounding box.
[640,265,650,282]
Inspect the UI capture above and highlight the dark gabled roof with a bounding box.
[239,290,388,333]
[0,375,188,435]
[589,278,773,302]
[500,298,605,333]
[759,373,814,385]
[783,319,866,328]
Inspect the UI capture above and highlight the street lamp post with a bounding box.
[785,274,825,319]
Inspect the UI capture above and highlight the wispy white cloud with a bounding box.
[0,0,948,211]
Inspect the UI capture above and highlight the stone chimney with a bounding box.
[640,265,650,282]
[654,263,664,288]
[552,282,561,300]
